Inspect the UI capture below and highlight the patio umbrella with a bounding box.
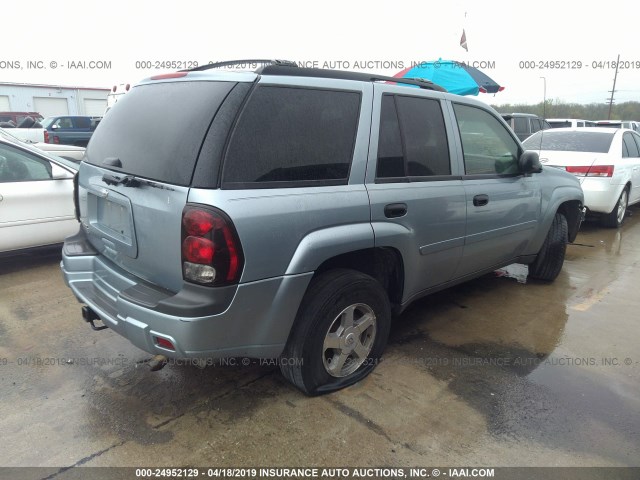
[393,59,504,96]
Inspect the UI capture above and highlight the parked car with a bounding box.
[0,124,46,143]
[547,118,596,128]
[501,113,552,141]
[0,127,85,162]
[0,134,78,254]
[595,120,640,133]
[0,111,44,125]
[523,127,640,227]
[40,115,98,147]
[105,82,133,114]
[61,62,584,395]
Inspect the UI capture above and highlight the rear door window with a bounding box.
[513,117,528,135]
[85,80,237,186]
[222,86,361,188]
[376,94,451,179]
[73,117,91,129]
[623,132,640,158]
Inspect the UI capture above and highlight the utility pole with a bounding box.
[540,77,547,118]
[607,54,620,120]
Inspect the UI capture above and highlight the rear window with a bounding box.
[548,121,571,128]
[513,117,529,134]
[222,86,361,188]
[523,131,614,153]
[85,80,237,186]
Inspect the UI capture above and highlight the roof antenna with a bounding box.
[535,77,547,153]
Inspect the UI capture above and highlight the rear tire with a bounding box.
[280,269,391,396]
[529,212,568,282]
[601,188,629,228]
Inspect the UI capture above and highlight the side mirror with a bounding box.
[51,163,74,179]
[51,124,59,130]
[519,150,542,174]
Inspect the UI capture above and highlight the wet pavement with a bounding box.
[1,207,639,471]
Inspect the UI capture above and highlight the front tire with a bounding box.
[601,187,629,228]
[280,269,391,396]
[529,212,568,282]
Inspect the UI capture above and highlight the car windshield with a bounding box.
[40,118,54,128]
[523,131,614,153]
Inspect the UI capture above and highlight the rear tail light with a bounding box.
[53,135,60,144]
[566,165,614,177]
[586,165,614,177]
[151,72,188,80]
[181,205,244,286]
[44,130,49,143]
[154,336,175,351]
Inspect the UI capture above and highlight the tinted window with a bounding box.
[513,117,528,134]
[396,96,450,177]
[548,121,571,128]
[376,95,404,178]
[530,118,542,133]
[223,86,360,186]
[55,118,73,129]
[0,143,52,183]
[523,131,614,153]
[623,133,640,157]
[86,80,237,186]
[454,104,520,175]
[74,117,91,129]
[577,122,584,127]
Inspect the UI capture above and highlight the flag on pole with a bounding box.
[460,29,468,51]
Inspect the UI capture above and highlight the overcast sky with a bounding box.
[2,0,640,107]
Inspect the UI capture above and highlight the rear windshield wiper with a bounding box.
[102,173,174,191]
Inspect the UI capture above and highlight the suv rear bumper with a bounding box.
[61,237,312,360]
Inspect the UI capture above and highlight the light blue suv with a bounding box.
[61,60,584,395]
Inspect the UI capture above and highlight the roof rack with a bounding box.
[184,60,447,92]
[258,65,447,92]
[185,59,297,72]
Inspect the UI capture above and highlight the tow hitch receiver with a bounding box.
[82,306,108,331]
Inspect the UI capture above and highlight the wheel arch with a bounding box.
[314,247,405,310]
[557,199,583,243]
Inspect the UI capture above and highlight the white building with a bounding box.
[0,83,109,117]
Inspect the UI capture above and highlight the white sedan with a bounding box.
[0,135,79,254]
[0,127,85,162]
[523,127,640,228]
